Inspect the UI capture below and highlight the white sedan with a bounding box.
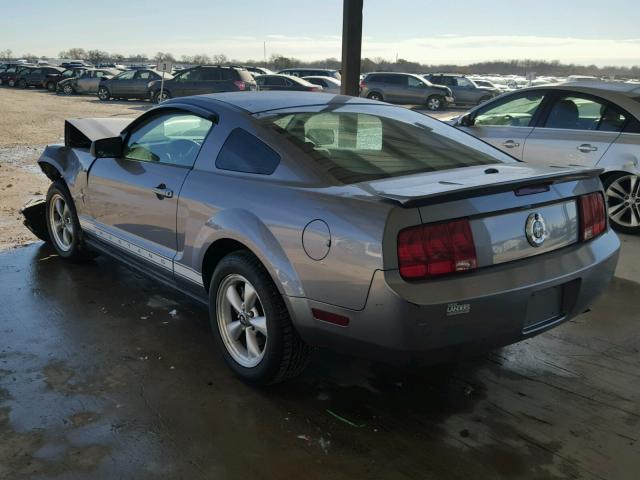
[453,81,640,233]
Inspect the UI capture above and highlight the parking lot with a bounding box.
[0,88,639,479]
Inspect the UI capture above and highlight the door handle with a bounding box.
[502,140,520,148]
[577,144,598,153]
[152,184,173,199]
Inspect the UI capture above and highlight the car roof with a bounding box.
[166,91,383,114]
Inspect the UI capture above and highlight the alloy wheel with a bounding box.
[49,193,74,252]
[62,84,74,95]
[98,88,109,101]
[606,174,640,228]
[427,96,442,110]
[216,274,268,368]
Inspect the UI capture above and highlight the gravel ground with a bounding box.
[0,88,147,250]
[0,87,460,250]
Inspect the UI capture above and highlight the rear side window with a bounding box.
[216,128,280,175]
[220,69,238,81]
[624,117,640,134]
[201,68,222,81]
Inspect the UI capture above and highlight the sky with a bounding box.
[1,0,639,66]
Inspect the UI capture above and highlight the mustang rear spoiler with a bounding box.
[375,168,604,208]
[65,118,133,149]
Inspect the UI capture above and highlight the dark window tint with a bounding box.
[380,75,404,85]
[624,117,640,134]
[266,76,286,86]
[216,128,280,175]
[220,69,237,81]
[201,68,221,81]
[136,71,151,80]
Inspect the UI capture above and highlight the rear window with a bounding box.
[216,128,280,175]
[259,105,514,184]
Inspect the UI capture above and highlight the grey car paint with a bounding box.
[359,72,454,108]
[425,74,500,105]
[58,68,120,94]
[100,69,168,99]
[36,92,619,364]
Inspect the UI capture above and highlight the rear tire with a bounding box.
[18,79,27,89]
[478,95,492,105]
[46,81,56,92]
[45,181,97,261]
[8,79,16,87]
[602,172,640,235]
[426,95,443,111]
[209,251,311,385]
[367,92,383,101]
[61,84,75,95]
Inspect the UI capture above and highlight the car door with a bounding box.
[110,70,136,96]
[132,70,153,96]
[86,111,214,279]
[406,75,429,103]
[76,71,93,93]
[173,68,206,96]
[382,75,407,103]
[452,77,477,104]
[457,90,547,160]
[26,68,41,86]
[522,92,625,168]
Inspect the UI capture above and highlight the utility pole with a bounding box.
[263,41,267,68]
[340,0,363,96]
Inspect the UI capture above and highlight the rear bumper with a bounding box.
[288,230,620,364]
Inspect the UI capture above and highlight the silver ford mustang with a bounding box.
[33,92,620,384]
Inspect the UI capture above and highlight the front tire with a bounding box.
[97,86,110,101]
[45,181,96,261]
[61,84,75,95]
[209,251,311,384]
[46,81,57,92]
[154,90,171,103]
[367,92,383,101]
[18,79,27,89]
[603,172,640,235]
[426,95,444,111]
[478,95,492,105]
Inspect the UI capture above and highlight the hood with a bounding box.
[356,163,602,206]
[65,117,134,148]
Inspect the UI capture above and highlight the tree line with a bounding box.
[1,48,639,78]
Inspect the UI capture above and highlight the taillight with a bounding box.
[579,192,606,241]
[308,86,321,92]
[397,219,477,280]
[234,80,246,91]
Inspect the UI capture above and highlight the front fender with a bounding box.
[37,145,96,209]
[189,208,305,298]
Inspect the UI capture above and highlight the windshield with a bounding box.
[258,105,515,184]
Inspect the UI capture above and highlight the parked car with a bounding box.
[359,72,454,110]
[469,77,512,93]
[31,91,618,384]
[98,69,169,101]
[16,66,65,89]
[254,74,321,92]
[452,82,640,233]
[60,61,92,69]
[57,68,120,95]
[148,65,256,103]
[242,66,273,76]
[278,68,341,81]
[303,76,341,94]
[44,67,87,92]
[424,74,501,106]
[1,65,36,87]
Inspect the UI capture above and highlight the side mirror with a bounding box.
[90,136,123,158]
[457,113,474,127]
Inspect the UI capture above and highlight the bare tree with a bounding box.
[59,48,88,60]
[153,51,176,63]
[87,49,110,65]
[212,53,228,65]
[191,54,211,65]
